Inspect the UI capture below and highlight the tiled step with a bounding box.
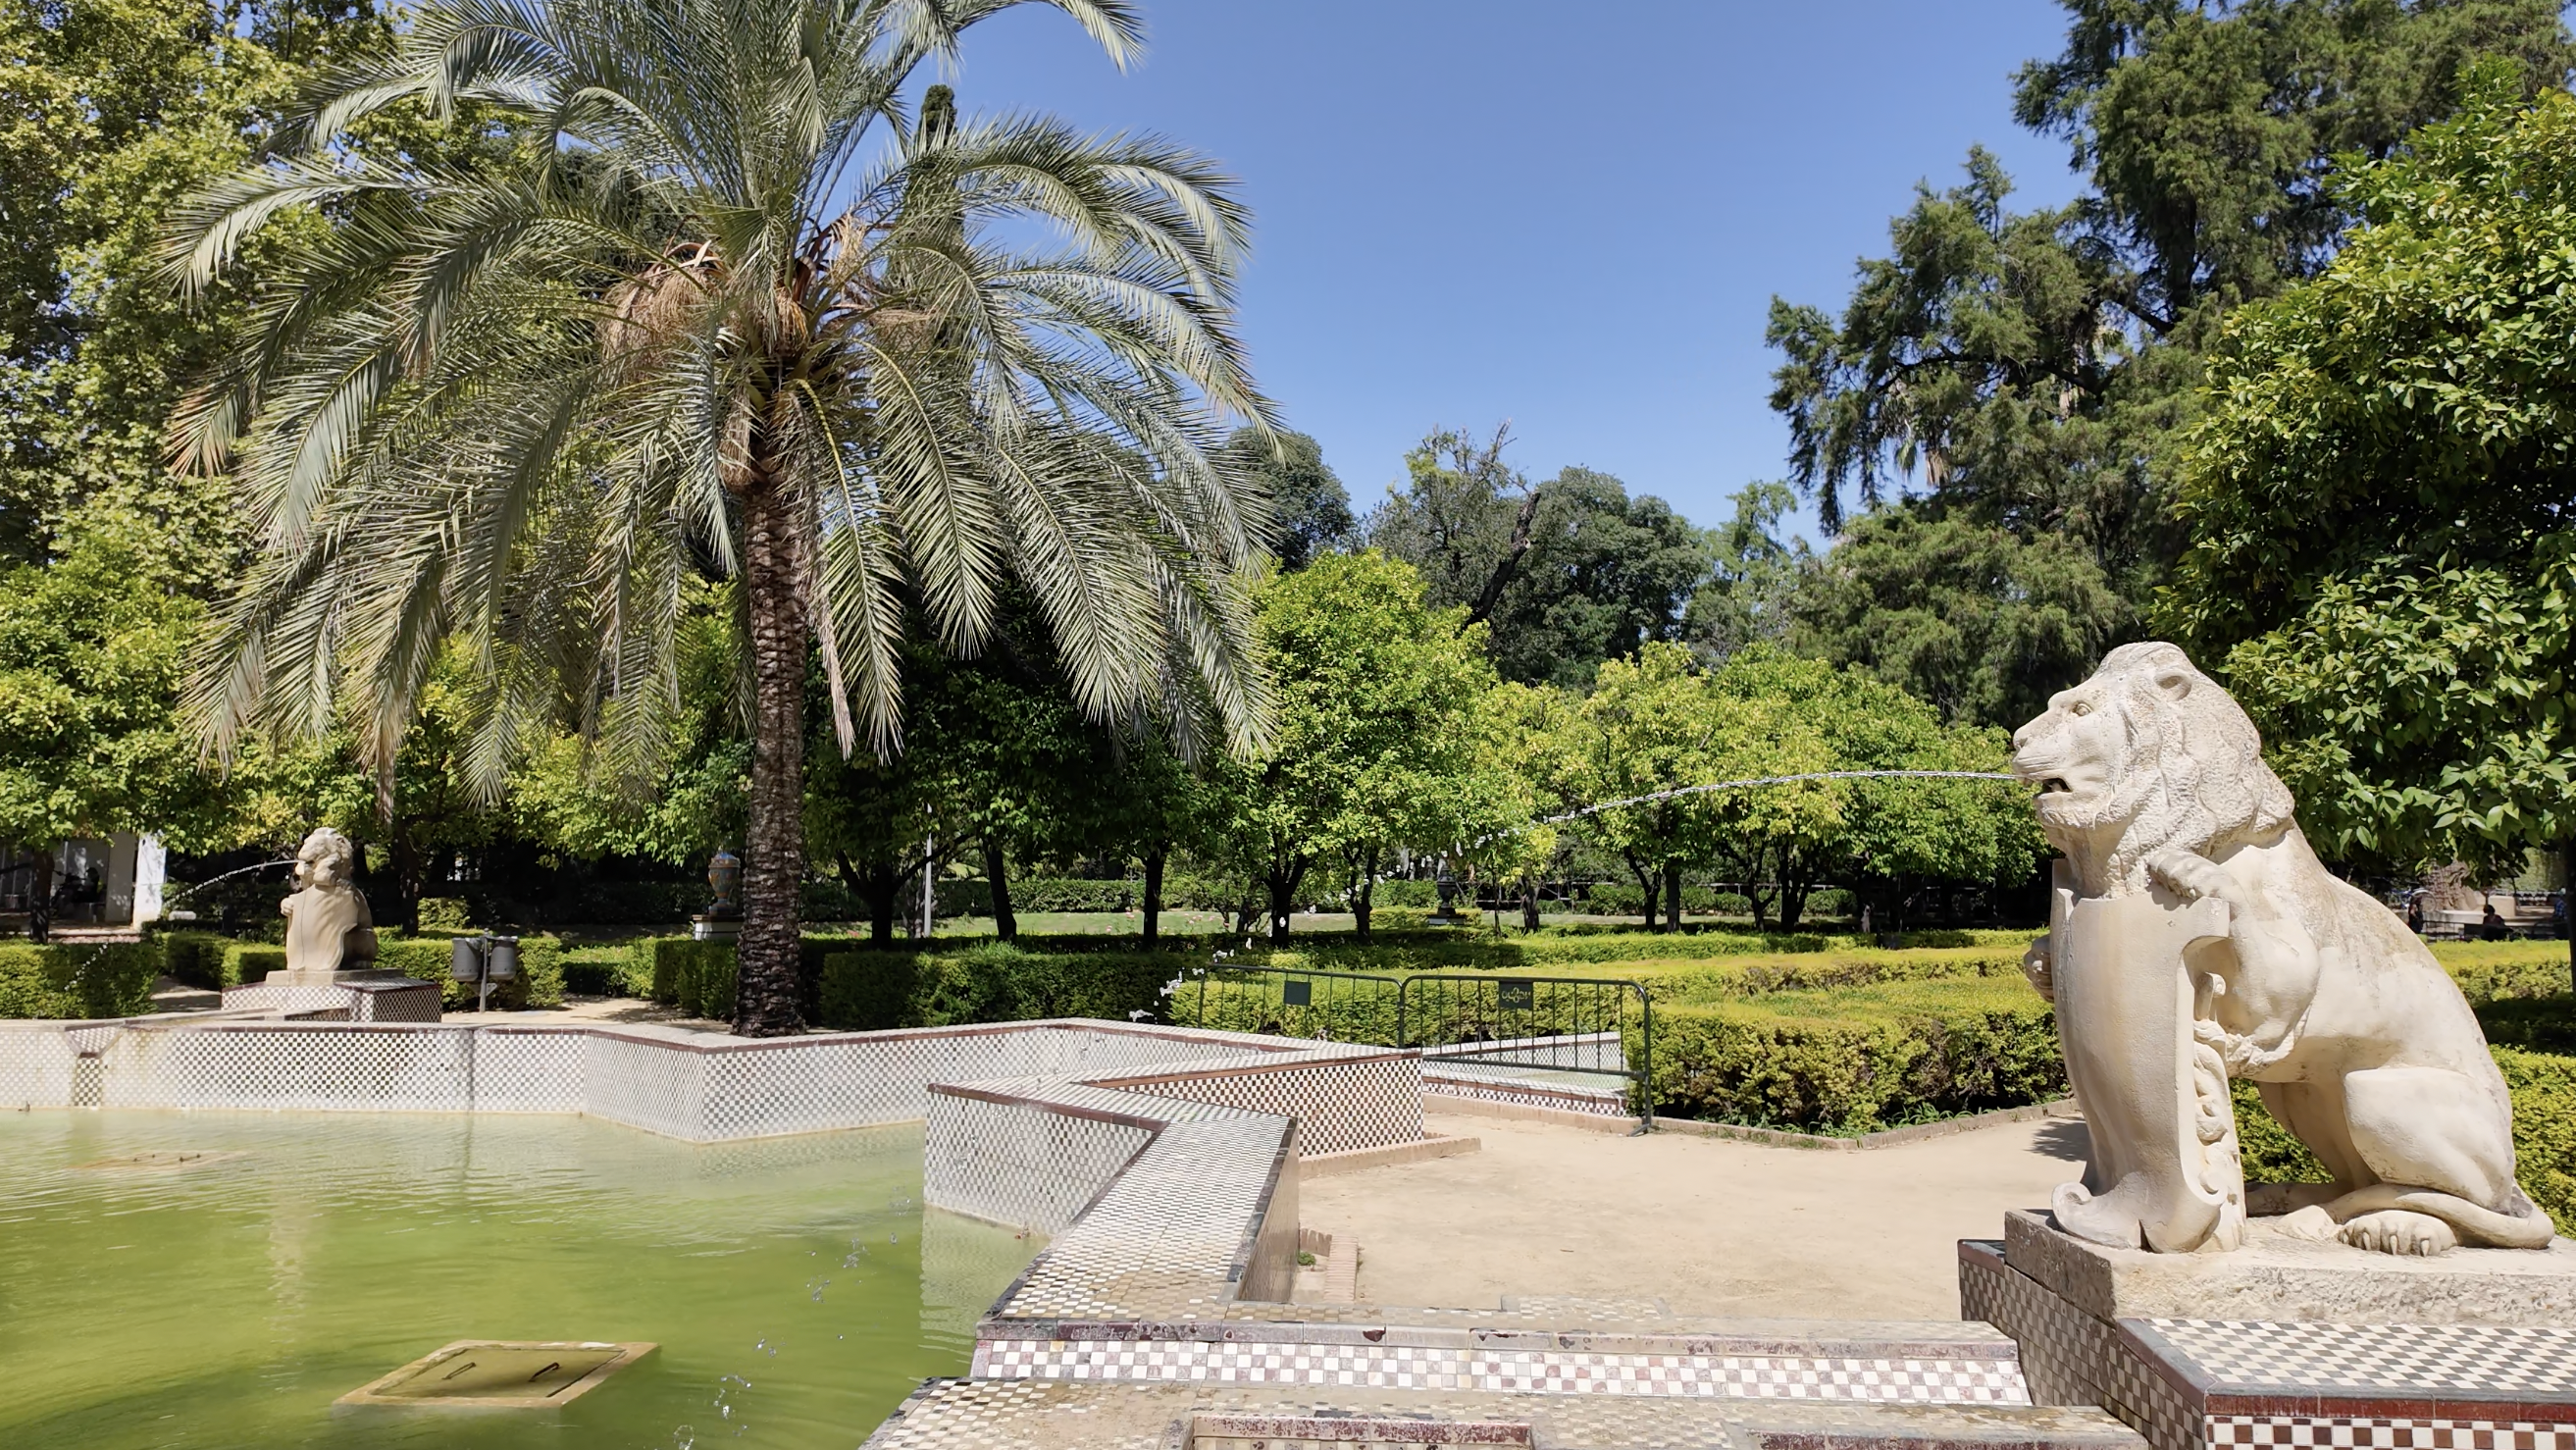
[864,1378,2149,1449]
[972,1317,2034,1405]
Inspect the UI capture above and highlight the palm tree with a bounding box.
[166,0,1276,1034]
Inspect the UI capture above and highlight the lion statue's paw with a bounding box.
[2145,848,2233,904]
[2338,1209,2457,1257]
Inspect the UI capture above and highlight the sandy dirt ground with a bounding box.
[1299,1110,2090,1321]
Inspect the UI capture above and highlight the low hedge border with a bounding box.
[0,943,163,1018]
[205,933,569,1010]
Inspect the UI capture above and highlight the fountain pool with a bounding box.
[0,1111,1037,1449]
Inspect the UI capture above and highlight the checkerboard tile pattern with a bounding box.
[2147,1321,2576,1397]
[0,1022,77,1108]
[1965,1241,2576,1450]
[972,1335,2031,1403]
[1962,1244,2199,1450]
[1102,1050,1422,1157]
[1421,1069,1631,1116]
[2207,1421,2576,1450]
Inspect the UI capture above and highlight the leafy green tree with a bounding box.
[1789,507,2125,728]
[2161,80,2576,962]
[1562,643,1748,932]
[1709,650,2038,932]
[171,0,1275,1034]
[2015,0,2575,324]
[1220,550,1501,943]
[1368,431,1708,688]
[0,536,220,937]
[1471,680,1576,930]
[1219,427,1351,570]
[1770,1,2571,725]
[1683,483,1810,662]
[1481,468,1709,691]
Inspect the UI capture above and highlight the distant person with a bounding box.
[2405,898,2424,936]
[2553,891,2568,941]
[2481,902,2510,941]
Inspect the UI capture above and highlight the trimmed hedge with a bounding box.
[160,931,239,990]
[642,937,740,1019]
[209,933,568,1010]
[2235,1047,2576,1235]
[1646,976,2062,1133]
[372,932,565,1010]
[562,946,648,997]
[0,943,163,1018]
[817,943,1187,1030]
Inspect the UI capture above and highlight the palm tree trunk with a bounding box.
[985,837,1017,943]
[1142,850,1164,947]
[734,469,807,1037]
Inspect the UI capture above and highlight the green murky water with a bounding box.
[0,1112,1037,1450]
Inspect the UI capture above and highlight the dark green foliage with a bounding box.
[373,934,564,1010]
[561,946,647,997]
[642,938,740,1018]
[1219,427,1352,570]
[1790,509,2126,729]
[157,931,236,989]
[1365,432,1709,688]
[2475,997,2576,1056]
[1772,2,2574,729]
[0,942,162,1018]
[2013,0,2575,320]
[2164,83,2576,879]
[224,945,284,981]
[1646,977,2063,1134]
[815,944,1189,1031]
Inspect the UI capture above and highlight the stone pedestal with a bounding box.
[220,969,442,1022]
[691,916,740,942]
[1963,1210,2576,1450]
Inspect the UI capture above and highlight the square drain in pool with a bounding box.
[336,1340,656,1408]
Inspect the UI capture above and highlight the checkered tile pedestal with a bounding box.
[220,972,441,1021]
[1961,1212,2576,1450]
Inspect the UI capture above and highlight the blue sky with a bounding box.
[938,1,2088,541]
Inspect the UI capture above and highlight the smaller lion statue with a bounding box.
[278,828,379,984]
[2015,643,2553,1256]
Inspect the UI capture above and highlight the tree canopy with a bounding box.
[2162,77,2576,880]
[1767,0,2574,729]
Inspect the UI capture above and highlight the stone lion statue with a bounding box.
[279,827,378,984]
[2014,642,2552,1256]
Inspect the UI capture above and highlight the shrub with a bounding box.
[159,931,238,990]
[638,937,739,1018]
[416,897,473,928]
[561,946,647,997]
[2434,941,2572,1005]
[374,933,565,1010]
[1646,976,2061,1133]
[225,944,285,983]
[0,943,164,1018]
[816,943,1189,1030]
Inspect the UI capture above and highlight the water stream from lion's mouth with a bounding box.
[1469,770,2032,848]
[0,1113,1037,1450]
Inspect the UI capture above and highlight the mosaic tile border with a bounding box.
[2206,1419,2576,1450]
[1963,1238,2576,1450]
[969,1331,2033,1403]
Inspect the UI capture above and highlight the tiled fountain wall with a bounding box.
[0,1014,1422,1312]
